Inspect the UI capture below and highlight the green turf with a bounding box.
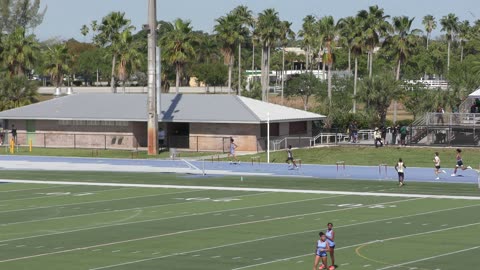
[235,146,480,168]
[0,179,479,270]
[2,170,480,197]
[0,146,219,159]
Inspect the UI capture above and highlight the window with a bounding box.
[58,120,128,127]
[289,121,307,135]
[260,123,279,137]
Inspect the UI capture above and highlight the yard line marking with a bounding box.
[35,246,44,249]
[376,246,480,270]
[253,258,263,261]
[211,256,221,259]
[112,250,121,253]
[231,221,480,270]
[92,249,102,252]
[0,244,7,247]
[0,191,269,227]
[0,189,204,214]
[0,198,411,265]
[232,257,242,260]
[0,195,341,241]
[15,245,25,248]
[3,179,480,200]
[89,204,480,270]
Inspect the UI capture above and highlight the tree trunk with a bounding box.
[175,63,181,94]
[111,54,117,93]
[266,46,271,102]
[261,46,267,101]
[238,43,242,95]
[347,48,351,72]
[426,33,430,50]
[447,40,451,71]
[369,49,373,78]
[327,64,332,105]
[393,60,401,123]
[252,43,255,71]
[281,48,285,104]
[227,55,233,94]
[353,56,358,113]
[460,44,464,63]
[305,46,309,71]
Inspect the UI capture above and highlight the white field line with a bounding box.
[2,179,480,200]
[90,205,480,270]
[0,186,133,203]
[0,185,81,193]
[1,194,341,227]
[0,192,271,242]
[376,246,480,270]
[0,189,203,214]
[232,221,480,270]
[0,198,414,263]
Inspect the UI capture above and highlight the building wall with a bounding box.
[8,119,139,149]
[189,123,260,152]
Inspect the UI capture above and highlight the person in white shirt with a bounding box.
[433,152,447,180]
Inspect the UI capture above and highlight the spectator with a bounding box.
[158,128,166,149]
[436,106,445,124]
[11,124,17,144]
[352,121,359,143]
[400,125,408,146]
[374,127,383,148]
[392,124,399,145]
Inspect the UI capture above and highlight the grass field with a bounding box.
[236,146,480,168]
[0,171,479,270]
[0,147,218,159]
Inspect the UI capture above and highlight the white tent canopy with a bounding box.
[468,88,480,98]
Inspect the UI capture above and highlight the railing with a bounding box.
[424,113,480,127]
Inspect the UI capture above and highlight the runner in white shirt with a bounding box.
[433,152,447,180]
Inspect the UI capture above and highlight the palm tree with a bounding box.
[279,20,295,103]
[93,12,134,93]
[298,15,316,71]
[317,16,338,104]
[44,44,71,88]
[338,16,363,113]
[80,24,89,41]
[457,20,470,62]
[214,14,246,94]
[0,76,38,111]
[0,27,38,77]
[357,5,391,78]
[440,13,459,71]
[161,19,196,94]
[385,16,422,123]
[422,15,436,50]
[255,9,282,102]
[230,5,253,95]
[116,30,143,93]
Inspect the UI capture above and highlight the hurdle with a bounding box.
[378,163,388,180]
[336,161,346,178]
[294,159,302,168]
[211,155,220,163]
[251,156,260,165]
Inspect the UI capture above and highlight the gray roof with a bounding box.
[0,93,325,124]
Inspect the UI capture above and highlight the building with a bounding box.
[0,93,325,152]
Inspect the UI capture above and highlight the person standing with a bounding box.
[374,128,383,148]
[325,223,336,268]
[11,124,17,144]
[433,152,447,180]
[228,138,239,164]
[395,158,406,187]
[392,124,399,145]
[451,148,472,177]
[313,232,331,270]
[400,125,407,146]
[436,106,445,124]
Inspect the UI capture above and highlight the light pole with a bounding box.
[267,112,270,164]
[147,0,158,155]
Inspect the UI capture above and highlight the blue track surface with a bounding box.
[0,155,478,185]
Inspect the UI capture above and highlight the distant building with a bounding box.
[0,93,325,152]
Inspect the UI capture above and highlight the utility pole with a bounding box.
[147,0,158,155]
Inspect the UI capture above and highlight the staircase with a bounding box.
[409,116,428,144]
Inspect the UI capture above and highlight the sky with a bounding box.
[35,0,480,41]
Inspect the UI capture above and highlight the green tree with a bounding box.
[403,82,437,120]
[80,24,89,41]
[0,75,38,111]
[298,15,317,71]
[0,27,38,77]
[230,5,253,94]
[457,20,470,62]
[357,5,391,78]
[255,8,282,101]
[359,72,402,126]
[44,43,71,88]
[93,11,134,93]
[440,13,459,71]
[214,14,248,94]
[160,18,197,93]
[317,16,338,103]
[194,63,228,92]
[0,0,46,33]
[284,73,321,111]
[279,20,295,102]
[116,30,143,93]
[422,15,437,50]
